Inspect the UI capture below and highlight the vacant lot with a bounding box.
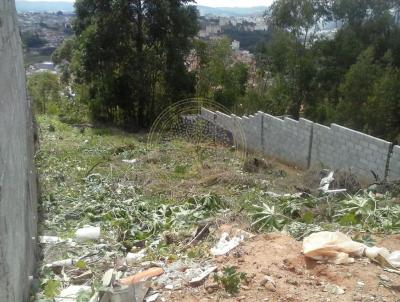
[34,116,400,301]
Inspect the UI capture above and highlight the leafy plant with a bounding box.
[251,202,290,231]
[43,279,61,298]
[213,266,246,295]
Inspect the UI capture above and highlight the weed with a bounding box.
[251,202,291,231]
[213,266,246,295]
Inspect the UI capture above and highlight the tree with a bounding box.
[72,0,198,128]
[21,31,46,48]
[365,64,400,141]
[27,72,61,114]
[195,38,249,109]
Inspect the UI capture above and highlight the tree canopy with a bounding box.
[70,0,198,128]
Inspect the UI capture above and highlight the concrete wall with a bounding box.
[200,108,400,182]
[262,113,313,168]
[388,146,400,181]
[0,0,38,301]
[311,124,391,181]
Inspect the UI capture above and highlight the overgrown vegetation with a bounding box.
[250,192,400,238]
[252,0,400,141]
[34,114,400,300]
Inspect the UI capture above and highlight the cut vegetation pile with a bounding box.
[34,116,400,301]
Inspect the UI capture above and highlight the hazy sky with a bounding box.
[21,0,273,7]
[196,0,271,6]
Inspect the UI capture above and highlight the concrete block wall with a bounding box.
[200,108,400,181]
[0,0,38,301]
[262,113,313,168]
[241,113,263,152]
[388,145,400,181]
[311,123,391,181]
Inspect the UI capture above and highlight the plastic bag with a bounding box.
[387,251,400,268]
[302,232,366,264]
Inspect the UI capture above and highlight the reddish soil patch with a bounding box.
[167,233,400,302]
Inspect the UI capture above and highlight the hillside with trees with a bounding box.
[41,0,400,141]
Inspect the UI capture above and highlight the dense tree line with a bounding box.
[56,0,198,129]
[48,0,400,141]
[253,0,400,141]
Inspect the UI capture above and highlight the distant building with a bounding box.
[231,40,240,51]
[36,61,55,70]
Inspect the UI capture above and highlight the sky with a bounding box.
[21,0,273,7]
[196,0,271,7]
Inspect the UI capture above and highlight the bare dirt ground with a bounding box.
[168,232,400,302]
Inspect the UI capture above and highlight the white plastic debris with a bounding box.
[388,251,400,267]
[189,266,217,286]
[45,258,74,268]
[303,231,400,268]
[102,269,116,287]
[75,226,100,241]
[364,246,390,259]
[144,292,160,302]
[302,232,366,264]
[210,232,245,256]
[122,159,138,164]
[126,249,146,265]
[39,235,62,244]
[318,171,347,193]
[55,285,91,302]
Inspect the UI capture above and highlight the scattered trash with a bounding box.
[118,267,164,285]
[263,191,303,199]
[302,231,366,264]
[45,258,74,268]
[71,271,93,284]
[211,230,252,256]
[388,251,400,268]
[189,266,217,287]
[102,269,116,287]
[55,285,91,302]
[144,292,160,302]
[122,159,138,164]
[318,171,347,194]
[39,235,62,244]
[126,249,146,265]
[98,282,150,302]
[75,226,101,241]
[323,283,345,295]
[164,284,174,290]
[303,231,400,270]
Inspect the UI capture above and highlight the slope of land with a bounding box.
[34,115,400,301]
